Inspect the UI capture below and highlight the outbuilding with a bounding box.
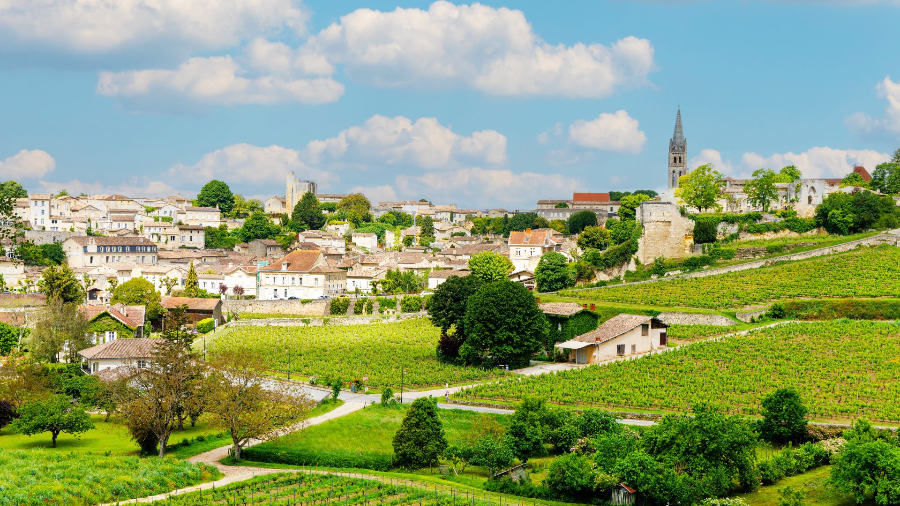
[79,338,158,374]
[539,302,600,346]
[556,314,668,364]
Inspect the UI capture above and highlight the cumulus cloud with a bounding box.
[568,111,647,153]
[304,1,654,98]
[303,115,507,170]
[37,178,184,198]
[97,54,344,109]
[846,76,900,136]
[395,167,581,209]
[168,143,337,188]
[0,0,308,60]
[691,147,890,179]
[350,184,398,204]
[0,150,56,179]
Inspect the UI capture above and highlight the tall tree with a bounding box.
[871,162,900,194]
[292,192,325,230]
[205,350,313,460]
[196,180,235,214]
[337,193,372,216]
[184,261,199,297]
[509,213,538,232]
[428,275,483,359]
[461,280,547,367]
[38,265,84,303]
[392,397,448,468]
[775,165,802,183]
[534,252,574,292]
[111,277,162,321]
[618,194,650,221]
[758,388,808,443]
[467,251,514,283]
[505,396,551,463]
[677,164,725,212]
[745,168,781,212]
[29,299,91,363]
[10,395,94,448]
[567,211,598,234]
[0,180,27,200]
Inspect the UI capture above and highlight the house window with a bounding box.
[631,344,637,355]
[106,331,117,342]
[137,360,148,369]
[641,324,649,336]
[616,344,625,356]
[92,362,98,373]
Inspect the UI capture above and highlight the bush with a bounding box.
[584,239,638,270]
[364,298,375,314]
[682,255,714,271]
[378,298,397,313]
[330,297,351,315]
[400,296,423,313]
[380,387,396,405]
[485,476,552,500]
[708,247,736,260]
[241,445,394,471]
[353,298,365,314]
[196,318,214,334]
[693,218,719,244]
[543,453,598,501]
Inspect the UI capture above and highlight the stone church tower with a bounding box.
[668,107,687,189]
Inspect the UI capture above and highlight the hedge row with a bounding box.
[240,446,393,471]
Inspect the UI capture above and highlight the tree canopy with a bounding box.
[38,265,84,304]
[618,194,650,221]
[0,181,27,200]
[111,277,162,321]
[871,162,900,194]
[677,164,725,212]
[758,388,808,443]
[428,274,483,341]
[744,168,781,212]
[534,252,574,292]
[238,212,279,242]
[567,211,598,234]
[292,192,325,230]
[392,398,448,468]
[196,180,235,214]
[467,251,514,283]
[577,226,610,251]
[10,394,94,447]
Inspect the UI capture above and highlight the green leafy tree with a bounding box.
[871,162,900,194]
[567,210,598,234]
[467,251,514,283]
[0,180,27,200]
[461,281,547,367]
[470,435,515,478]
[841,172,869,188]
[775,165,802,183]
[777,486,805,506]
[745,168,781,212]
[533,217,550,229]
[428,274,483,342]
[893,148,900,164]
[758,388,809,444]
[831,419,900,505]
[418,216,434,242]
[619,193,650,221]
[577,226,610,250]
[505,396,550,462]
[548,219,567,235]
[230,194,263,218]
[196,180,235,214]
[544,453,599,500]
[677,163,725,212]
[184,261,199,297]
[337,193,372,217]
[554,202,569,209]
[29,299,92,363]
[292,192,325,230]
[238,212,279,242]
[509,212,538,232]
[205,224,239,249]
[0,321,19,356]
[535,252,574,292]
[38,265,84,303]
[10,395,94,447]
[392,397,448,468]
[111,277,162,321]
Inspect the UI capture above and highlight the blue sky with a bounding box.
[0,0,898,209]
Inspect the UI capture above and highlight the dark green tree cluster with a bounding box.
[534,251,575,292]
[831,419,900,505]
[196,180,235,215]
[392,397,447,468]
[870,159,900,195]
[566,211,597,234]
[814,191,900,235]
[470,213,549,237]
[609,190,658,201]
[15,240,65,266]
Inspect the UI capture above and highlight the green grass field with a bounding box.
[560,246,900,310]
[0,449,220,506]
[455,321,900,423]
[737,466,865,506]
[200,318,507,389]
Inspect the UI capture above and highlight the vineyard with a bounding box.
[201,319,505,389]
[148,472,498,506]
[560,246,900,309]
[455,321,900,422]
[665,324,737,342]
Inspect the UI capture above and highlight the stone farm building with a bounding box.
[556,314,668,364]
[160,296,223,326]
[79,338,157,374]
[539,302,599,348]
[80,304,147,342]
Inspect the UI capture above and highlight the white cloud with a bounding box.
[350,184,398,204]
[0,0,308,58]
[847,76,900,136]
[691,147,890,179]
[303,115,507,170]
[305,1,654,98]
[168,143,337,188]
[395,167,581,209]
[97,55,344,108]
[568,110,647,153]
[37,179,183,198]
[0,150,56,179]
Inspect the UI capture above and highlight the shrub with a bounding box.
[330,297,351,315]
[364,298,375,314]
[353,298,365,314]
[196,318,214,334]
[693,218,719,244]
[544,453,598,501]
[400,296,423,313]
[378,298,397,313]
[682,255,714,271]
[380,387,396,405]
[241,445,394,471]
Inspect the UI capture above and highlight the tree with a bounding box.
[678,164,725,212]
[871,162,900,194]
[238,212,279,242]
[548,219,567,235]
[618,194,650,221]
[337,193,372,216]
[0,321,19,356]
[461,281,547,367]
[567,211,598,234]
[205,350,313,460]
[831,419,900,505]
[418,216,435,243]
[0,180,27,200]
[544,453,598,500]
[759,388,808,444]
[0,399,17,429]
[10,395,94,447]
[184,261,199,297]
[38,265,84,303]
[554,202,569,209]
[196,180,235,214]
[893,148,900,164]
[841,172,869,188]
[467,251,514,283]
[160,276,178,296]
[29,299,91,363]
[505,396,550,462]
[534,252,574,292]
[775,165,802,183]
[392,397,448,468]
[111,277,162,321]
[292,192,325,230]
[428,274,483,355]
[205,224,239,249]
[745,168,781,211]
[469,434,515,478]
[509,213,538,232]
[577,226,610,251]
[230,194,263,218]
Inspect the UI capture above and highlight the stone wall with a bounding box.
[733,242,817,260]
[223,298,329,316]
[25,230,77,245]
[217,312,425,329]
[656,312,738,326]
[636,202,694,264]
[736,310,768,323]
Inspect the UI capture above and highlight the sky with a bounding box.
[1,0,899,209]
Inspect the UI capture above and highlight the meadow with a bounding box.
[243,405,508,470]
[0,449,219,506]
[559,246,900,309]
[200,318,506,389]
[455,321,900,423]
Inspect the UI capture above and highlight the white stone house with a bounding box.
[222,266,258,298]
[556,314,668,365]
[508,228,564,272]
[258,250,346,300]
[63,236,158,268]
[184,206,221,227]
[79,338,157,374]
[427,269,469,290]
[28,194,51,229]
[351,233,378,250]
[264,196,287,215]
[177,225,206,249]
[346,268,385,293]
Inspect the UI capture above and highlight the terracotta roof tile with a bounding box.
[574,314,662,344]
[539,302,588,317]
[79,338,158,360]
[260,250,323,272]
[161,296,221,311]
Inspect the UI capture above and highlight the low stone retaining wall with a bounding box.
[733,242,817,260]
[217,312,426,329]
[223,298,329,316]
[656,312,738,326]
[736,309,768,323]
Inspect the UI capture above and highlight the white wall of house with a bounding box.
[592,324,666,363]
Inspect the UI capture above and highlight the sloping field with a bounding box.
[560,245,900,309]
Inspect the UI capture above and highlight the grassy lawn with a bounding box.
[536,293,734,320]
[737,466,868,506]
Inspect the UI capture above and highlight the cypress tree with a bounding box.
[184,261,199,297]
[392,397,447,468]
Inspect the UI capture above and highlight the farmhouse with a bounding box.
[539,302,599,345]
[556,314,668,364]
[80,304,147,342]
[79,337,157,374]
[160,296,223,326]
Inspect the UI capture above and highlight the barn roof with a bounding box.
[573,314,665,344]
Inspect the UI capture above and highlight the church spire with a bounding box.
[667,107,687,189]
[669,106,685,152]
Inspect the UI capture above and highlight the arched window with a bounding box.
[808,195,813,205]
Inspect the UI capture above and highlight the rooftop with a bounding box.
[79,338,158,360]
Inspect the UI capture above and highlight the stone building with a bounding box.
[668,107,687,189]
[286,172,317,212]
[636,201,693,264]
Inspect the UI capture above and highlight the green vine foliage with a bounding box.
[545,311,599,352]
[87,315,135,339]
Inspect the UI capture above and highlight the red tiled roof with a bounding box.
[160,296,221,311]
[853,165,872,182]
[79,338,158,360]
[79,304,146,329]
[260,250,323,272]
[573,192,610,202]
[508,229,549,247]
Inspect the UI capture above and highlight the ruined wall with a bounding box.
[636,202,694,264]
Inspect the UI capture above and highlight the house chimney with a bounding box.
[590,304,596,311]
